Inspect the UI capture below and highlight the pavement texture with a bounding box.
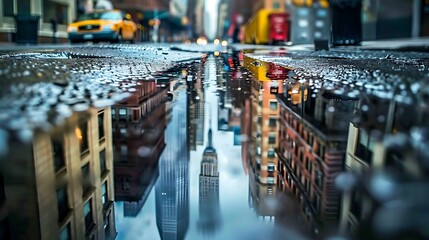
[0,44,202,145]
[246,48,429,104]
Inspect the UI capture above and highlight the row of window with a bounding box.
[57,180,109,236]
[280,108,326,160]
[112,92,166,122]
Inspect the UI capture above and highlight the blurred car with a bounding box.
[67,10,137,43]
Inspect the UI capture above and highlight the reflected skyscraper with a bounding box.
[198,118,221,233]
[156,88,190,240]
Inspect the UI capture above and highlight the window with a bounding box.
[267,164,275,172]
[132,109,140,121]
[267,177,275,184]
[81,163,91,196]
[273,2,281,9]
[120,144,128,156]
[102,182,108,206]
[305,179,310,193]
[315,170,323,190]
[267,149,275,158]
[306,158,312,173]
[18,0,31,14]
[57,186,69,222]
[3,1,14,17]
[99,150,107,176]
[355,129,374,164]
[98,112,105,140]
[350,190,363,219]
[269,101,278,110]
[43,0,68,24]
[60,223,71,240]
[313,194,321,214]
[268,117,277,127]
[268,132,276,144]
[309,134,314,147]
[76,122,89,155]
[118,108,127,120]
[84,199,94,230]
[119,127,127,137]
[52,139,65,172]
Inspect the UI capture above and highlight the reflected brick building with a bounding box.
[0,107,116,240]
[245,59,283,186]
[112,79,167,217]
[276,85,357,234]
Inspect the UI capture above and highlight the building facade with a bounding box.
[0,107,116,240]
[0,0,77,43]
[112,79,167,217]
[276,84,357,235]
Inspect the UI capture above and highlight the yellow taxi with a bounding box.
[67,10,137,43]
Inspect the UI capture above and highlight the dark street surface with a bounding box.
[0,43,428,240]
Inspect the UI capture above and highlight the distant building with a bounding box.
[0,107,116,240]
[112,79,167,217]
[198,122,221,233]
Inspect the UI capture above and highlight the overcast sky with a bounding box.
[204,0,219,39]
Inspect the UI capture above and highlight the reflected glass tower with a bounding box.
[198,119,221,234]
[155,88,189,240]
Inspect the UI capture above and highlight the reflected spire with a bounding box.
[208,105,213,148]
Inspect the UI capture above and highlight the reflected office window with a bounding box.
[267,149,276,158]
[355,129,374,165]
[267,164,275,172]
[81,163,91,196]
[98,111,105,141]
[269,100,278,110]
[84,199,94,230]
[118,108,127,120]
[59,223,71,240]
[102,181,108,206]
[99,149,107,177]
[268,117,277,127]
[268,132,276,144]
[52,138,65,173]
[76,122,89,155]
[56,186,69,222]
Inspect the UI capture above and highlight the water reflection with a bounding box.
[198,120,221,233]
[112,79,167,217]
[0,107,116,240]
[155,88,190,240]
